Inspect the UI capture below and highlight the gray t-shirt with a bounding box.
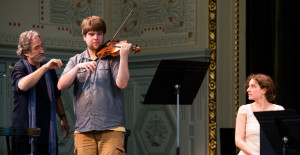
[61,50,125,132]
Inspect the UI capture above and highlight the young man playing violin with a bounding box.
[57,16,132,155]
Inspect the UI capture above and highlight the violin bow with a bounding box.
[97,9,134,60]
[111,9,134,41]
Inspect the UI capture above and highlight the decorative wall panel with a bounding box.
[112,0,197,50]
[0,0,104,50]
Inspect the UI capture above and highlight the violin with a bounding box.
[96,39,141,58]
[95,9,141,59]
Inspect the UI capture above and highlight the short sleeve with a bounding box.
[11,59,28,94]
[237,104,249,114]
[109,56,120,82]
[61,55,78,76]
[275,105,285,110]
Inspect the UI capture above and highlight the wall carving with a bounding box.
[208,0,217,154]
[0,0,104,50]
[1,0,199,52]
[112,0,197,49]
[48,0,104,37]
[145,114,168,146]
[135,105,176,154]
[234,0,240,154]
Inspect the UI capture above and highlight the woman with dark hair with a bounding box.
[235,73,284,155]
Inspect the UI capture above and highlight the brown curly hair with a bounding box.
[245,73,276,102]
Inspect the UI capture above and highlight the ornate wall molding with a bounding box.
[135,105,176,154]
[0,0,104,51]
[234,0,240,121]
[112,0,197,49]
[234,0,240,153]
[208,0,217,154]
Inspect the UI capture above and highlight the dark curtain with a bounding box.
[246,0,299,114]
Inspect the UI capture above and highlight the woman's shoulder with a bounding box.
[274,104,285,110]
[239,103,253,108]
[238,104,252,113]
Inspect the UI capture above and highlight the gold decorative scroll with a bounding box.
[234,0,240,121]
[208,0,217,154]
[234,0,240,153]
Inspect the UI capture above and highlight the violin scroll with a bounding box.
[132,45,141,54]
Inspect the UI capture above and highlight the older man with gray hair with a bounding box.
[11,30,69,155]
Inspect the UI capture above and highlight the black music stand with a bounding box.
[254,109,300,155]
[143,59,210,155]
